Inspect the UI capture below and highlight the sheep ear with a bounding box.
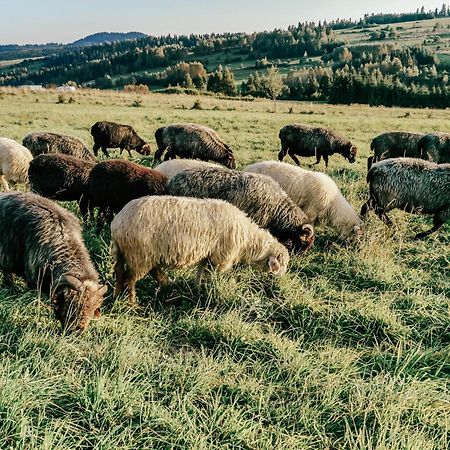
[268,255,281,274]
[97,285,108,296]
[94,308,101,318]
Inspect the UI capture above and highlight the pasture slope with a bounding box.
[0,88,449,450]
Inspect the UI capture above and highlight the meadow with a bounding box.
[0,88,449,449]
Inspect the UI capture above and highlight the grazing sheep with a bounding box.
[0,191,107,332]
[0,137,33,190]
[154,158,223,180]
[28,154,96,219]
[244,160,362,239]
[23,131,95,161]
[154,123,236,169]
[88,159,167,228]
[418,132,450,164]
[278,123,357,167]
[111,196,289,303]
[368,131,425,170]
[360,158,450,239]
[167,167,314,251]
[90,121,151,158]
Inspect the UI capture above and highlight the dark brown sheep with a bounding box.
[418,133,450,164]
[0,191,107,332]
[88,159,167,228]
[154,123,236,169]
[91,121,151,158]
[278,123,357,167]
[368,131,425,170]
[23,131,96,161]
[28,153,96,220]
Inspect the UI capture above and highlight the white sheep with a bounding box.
[243,160,362,239]
[111,195,289,303]
[153,158,223,180]
[0,137,33,190]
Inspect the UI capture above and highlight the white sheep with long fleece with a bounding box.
[0,137,33,190]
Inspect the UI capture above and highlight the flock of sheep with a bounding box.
[0,120,448,333]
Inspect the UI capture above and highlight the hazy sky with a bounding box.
[0,0,444,45]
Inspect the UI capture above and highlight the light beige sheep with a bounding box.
[111,196,289,303]
[0,137,33,190]
[243,160,362,239]
[154,158,223,180]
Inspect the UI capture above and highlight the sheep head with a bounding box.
[138,143,152,156]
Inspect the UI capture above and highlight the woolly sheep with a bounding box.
[0,192,107,332]
[0,137,33,190]
[23,131,96,161]
[28,153,96,219]
[418,132,450,164]
[154,158,223,180]
[154,123,236,169]
[244,160,362,239]
[90,121,151,158]
[360,158,450,239]
[111,196,289,303]
[368,131,425,170]
[167,167,314,251]
[278,123,357,167]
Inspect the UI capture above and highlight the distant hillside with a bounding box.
[70,32,147,47]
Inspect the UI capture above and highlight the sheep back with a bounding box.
[154,158,223,180]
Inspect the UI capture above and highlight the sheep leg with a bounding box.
[163,147,174,161]
[195,259,209,285]
[0,176,9,191]
[113,249,126,299]
[287,150,301,166]
[96,208,108,231]
[154,146,166,161]
[101,147,110,158]
[78,196,90,221]
[119,147,124,156]
[127,149,133,158]
[367,156,374,171]
[360,198,373,219]
[323,154,329,168]
[278,144,288,161]
[375,207,393,226]
[414,213,447,240]
[0,270,14,288]
[149,267,169,285]
[312,153,322,166]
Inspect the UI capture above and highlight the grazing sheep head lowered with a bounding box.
[284,224,315,253]
[343,144,358,163]
[255,244,290,276]
[52,275,107,333]
[138,143,152,156]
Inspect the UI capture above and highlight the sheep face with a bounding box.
[253,245,289,276]
[286,224,315,253]
[221,148,236,169]
[53,277,107,333]
[343,144,357,163]
[138,143,152,156]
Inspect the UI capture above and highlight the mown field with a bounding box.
[0,88,449,450]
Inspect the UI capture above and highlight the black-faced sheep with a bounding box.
[154,123,236,169]
[167,167,314,251]
[418,132,450,164]
[360,158,450,239]
[0,191,107,332]
[88,159,167,228]
[23,131,96,161]
[278,123,357,167]
[28,154,96,219]
[244,160,362,239]
[90,121,151,158]
[111,196,289,303]
[368,131,425,170]
[154,158,223,180]
[0,137,33,190]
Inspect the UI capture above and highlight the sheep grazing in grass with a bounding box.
[244,160,362,239]
[28,154,96,219]
[0,192,107,332]
[154,123,236,169]
[154,158,223,180]
[88,159,167,228]
[278,123,357,167]
[167,167,314,252]
[360,158,450,239]
[418,132,450,164]
[23,131,95,161]
[0,137,33,190]
[111,196,289,303]
[90,121,151,158]
[368,131,425,170]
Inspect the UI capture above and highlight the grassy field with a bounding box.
[0,88,449,449]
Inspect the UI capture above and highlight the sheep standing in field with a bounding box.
[368,131,425,170]
[418,132,450,164]
[23,131,95,161]
[154,158,223,180]
[90,121,151,158]
[111,196,289,303]
[360,158,450,239]
[154,123,236,169]
[28,154,96,219]
[88,159,167,228]
[0,192,107,332]
[0,137,33,190]
[278,123,357,167]
[244,160,362,239]
[167,168,314,251]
